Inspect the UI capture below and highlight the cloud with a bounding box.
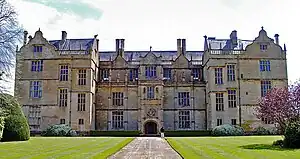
[22,0,103,20]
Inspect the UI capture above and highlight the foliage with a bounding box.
[255,81,300,134]
[41,124,77,137]
[241,120,254,131]
[164,130,211,137]
[1,114,30,141]
[0,117,4,140]
[0,93,23,115]
[253,126,272,135]
[212,124,244,136]
[283,120,300,148]
[273,139,284,147]
[89,130,141,137]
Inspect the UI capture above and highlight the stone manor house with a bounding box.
[14,27,288,134]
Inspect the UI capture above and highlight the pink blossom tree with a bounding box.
[255,81,300,133]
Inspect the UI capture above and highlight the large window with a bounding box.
[60,65,68,81]
[260,60,271,72]
[145,66,156,78]
[28,106,41,131]
[112,111,124,129]
[179,110,191,129]
[77,93,86,111]
[29,81,42,98]
[215,68,223,84]
[112,92,124,106]
[147,87,155,99]
[261,80,271,97]
[129,68,138,81]
[59,88,68,107]
[228,89,237,108]
[78,69,87,85]
[227,65,235,81]
[178,92,190,106]
[31,60,43,72]
[216,93,224,111]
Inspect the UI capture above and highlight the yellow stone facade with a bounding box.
[14,27,288,133]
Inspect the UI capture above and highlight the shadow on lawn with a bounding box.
[239,144,297,151]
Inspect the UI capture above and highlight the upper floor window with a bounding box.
[228,89,237,108]
[163,68,172,80]
[178,110,191,129]
[261,80,271,97]
[227,65,235,81]
[31,60,43,72]
[33,46,43,52]
[78,69,86,85]
[147,87,155,99]
[29,81,42,98]
[60,65,68,81]
[77,93,86,111]
[259,60,271,72]
[145,66,156,78]
[216,93,224,111]
[101,69,109,81]
[129,68,138,81]
[215,68,223,84]
[178,92,190,106]
[260,44,268,51]
[192,68,200,80]
[59,88,68,107]
[112,92,124,106]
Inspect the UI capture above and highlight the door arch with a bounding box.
[144,121,158,134]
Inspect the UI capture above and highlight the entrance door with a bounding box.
[144,121,157,134]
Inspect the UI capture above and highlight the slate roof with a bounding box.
[99,51,203,62]
[207,37,253,50]
[49,39,94,51]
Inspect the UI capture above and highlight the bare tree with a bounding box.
[0,0,23,92]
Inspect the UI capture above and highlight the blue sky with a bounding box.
[6,0,300,92]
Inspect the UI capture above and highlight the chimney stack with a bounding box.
[274,34,279,45]
[230,30,238,46]
[177,39,182,56]
[116,39,125,57]
[181,39,186,55]
[62,31,67,41]
[23,30,28,46]
[115,39,120,54]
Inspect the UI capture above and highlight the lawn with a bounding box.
[0,137,133,159]
[167,136,300,159]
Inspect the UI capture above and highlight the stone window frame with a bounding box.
[112,92,124,106]
[261,80,271,97]
[77,93,86,111]
[178,92,190,106]
[31,60,43,72]
[29,81,42,98]
[228,89,237,108]
[214,67,223,84]
[33,45,43,52]
[145,66,157,78]
[163,68,172,80]
[146,86,155,99]
[129,68,138,81]
[59,64,69,81]
[231,119,237,125]
[28,105,41,131]
[227,64,235,81]
[112,111,124,129]
[259,60,271,72]
[178,110,191,129]
[191,68,200,80]
[216,92,224,111]
[60,119,65,124]
[58,88,68,107]
[217,118,223,126]
[78,69,87,85]
[78,119,84,125]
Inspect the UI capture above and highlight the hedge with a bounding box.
[41,124,77,137]
[89,131,141,137]
[164,130,212,137]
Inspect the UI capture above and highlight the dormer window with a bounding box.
[260,44,267,51]
[33,46,43,52]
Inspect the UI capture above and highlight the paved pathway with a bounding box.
[108,137,182,159]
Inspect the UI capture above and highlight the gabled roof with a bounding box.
[99,51,203,62]
[49,38,94,51]
[207,38,252,50]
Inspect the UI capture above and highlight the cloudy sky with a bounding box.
[5,0,300,93]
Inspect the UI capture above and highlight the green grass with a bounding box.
[0,137,133,159]
[167,136,300,159]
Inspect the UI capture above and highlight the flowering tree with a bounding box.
[255,81,300,133]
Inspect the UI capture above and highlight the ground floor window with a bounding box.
[112,111,124,129]
[217,118,223,126]
[231,119,237,125]
[28,106,41,131]
[178,110,191,129]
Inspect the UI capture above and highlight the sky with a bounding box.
[4,0,300,93]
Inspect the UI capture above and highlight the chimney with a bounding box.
[230,30,238,46]
[115,39,120,55]
[61,31,67,41]
[177,39,182,56]
[120,39,125,57]
[181,39,186,55]
[23,30,28,46]
[274,34,279,45]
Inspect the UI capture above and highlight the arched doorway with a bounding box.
[144,121,158,134]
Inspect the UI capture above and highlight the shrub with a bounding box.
[253,126,271,135]
[283,120,300,148]
[42,124,77,137]
[212,124,244,136]
[1,115,30,142]
[273,139,284,147]
[0,93,30,142]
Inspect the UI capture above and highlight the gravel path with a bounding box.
[108,137,182,159]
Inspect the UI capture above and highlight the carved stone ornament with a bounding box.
[147,108,156,117]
